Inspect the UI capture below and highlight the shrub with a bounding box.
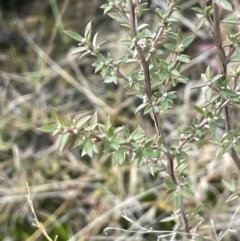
[38,0,240,240]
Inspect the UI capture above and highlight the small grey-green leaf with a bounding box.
[84,21,92,39]
[137,23,149,31]
[165,179,176,190]
[79,51,91,60]
[216,0,232,11]
[222,142,233,154]
[63,30,83,42]
[222,179,236,192]
[59,133,70,153]
[234,143,240,155]
[83,139,93,157]
[76,115,92,128]
[108,12,125,22]
[221,17,240,25]
[175,194,182,209]
[90,111,98,128]
[181,35,195,48]
[193,105,205,115]
[195,17,207,31]
[92,32,99,48]
[159,216,175,223]
[164,43,175,52]
[177,54,190,63]
[71,46,88,55]
[38,124,57,133]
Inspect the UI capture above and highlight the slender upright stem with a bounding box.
[128,0,191,238]
[211,3,240,170]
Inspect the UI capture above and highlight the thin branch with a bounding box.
[128,0,177,181]
[128,0,191,238]
[128,1,152,99]
[211,3,240,170]
[213,3,227,77]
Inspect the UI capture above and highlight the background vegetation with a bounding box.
[1,0,240,240]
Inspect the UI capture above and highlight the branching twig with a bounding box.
[213,3,227,78]
[211,3,240,170]
[128,0,191,238]
[128,0,177,183]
